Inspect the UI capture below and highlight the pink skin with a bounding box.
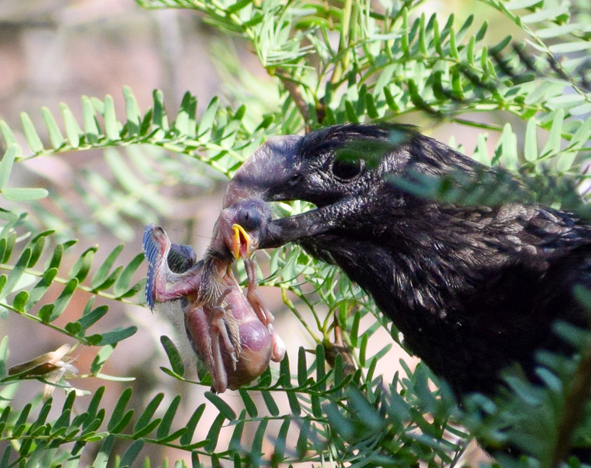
[144,213,285,393]
[184,287,274,391]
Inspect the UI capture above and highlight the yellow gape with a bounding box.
[231,223,251,259]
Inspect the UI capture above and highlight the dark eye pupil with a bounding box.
[332,159,363,180]
[238,210,259,230]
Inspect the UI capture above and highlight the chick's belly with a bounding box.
[226,320,273,390]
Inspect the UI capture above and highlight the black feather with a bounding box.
[228,124,591,401]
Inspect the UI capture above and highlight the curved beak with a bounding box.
[231,223,252,259]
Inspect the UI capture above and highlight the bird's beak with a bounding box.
[231,223,251,259]
[223,135,337,250]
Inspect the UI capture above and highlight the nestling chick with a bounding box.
[143,200,285,393]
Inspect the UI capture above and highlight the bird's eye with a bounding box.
[288,173,301,186]
[331,158,364,181]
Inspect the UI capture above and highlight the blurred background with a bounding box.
[0,0,521,464]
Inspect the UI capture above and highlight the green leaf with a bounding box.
[345,100,360,123]
[348,386,384,431]
[541,109,564,156]
[119,439,145,468]
[1,188,48,201]
[251,418,268,458]
[90,345,114,375]
[123,86,141,136]
[557,151,577,173]
[12,291,28,313]
[175,92,197,137]
[179,404,206,446]
[13,403,32,437]
[41,107,65,149]
[113,253,144,297]
[0,121,17,147]
[152,89,169,131]
[134,393,164,434]
[156,395,181,440]
[38,304,55,323]
[20,112,44,153]
[505,0,542,9]
[489,34,512,55]
[0,248,31,301]
[27,231,53,268]
[61,102,83,148]
[238,389,258,417]
[324,402,354,440]
[570,103,591,117]
[400,7,409,53]
[68,246,97,282]
[296,418,311,458]
[132,418,160,439]
[204,413,225,453]
[297,347,307,386]
[359,333,368,366]
[522,6,569,24]
[228,416,244,452]
[160,336,185,376]
[270,417,290,464]
[76,305,109,333]
[83,386,105,425]
[97,326,137,346]
[495,123,518,170]
[0,337,7,379]
[287,391,301,416]
[91,244,123,289]
[107,388,133,432]
[48,240,77,271]
[0,144,19,191]
[82,96,101,144]
[261,390,279,416]
[524,118,538,162]
[48,278,79,322]
[538,23,585,38]
[572,117,591,148]
[104,95,120,141]
[315,343,325,386]
[198,97,219,142]
[205,392,237,421]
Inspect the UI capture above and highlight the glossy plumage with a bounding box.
[224,123,591,400]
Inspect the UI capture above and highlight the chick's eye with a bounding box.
[331,158,364,180]
[237,210,259,231]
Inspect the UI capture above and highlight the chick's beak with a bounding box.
[231,224,252,259]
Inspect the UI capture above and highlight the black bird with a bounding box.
[223,123,591,404]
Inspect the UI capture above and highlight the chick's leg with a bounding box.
[207,286,243,368]
[184,304,225,392]
[208,319,228,394]
[244,259,286,362]
[244,258,274,325]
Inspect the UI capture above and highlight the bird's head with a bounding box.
[224,125,415,210]
[213,198,273,260]
[222,124,476,249]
